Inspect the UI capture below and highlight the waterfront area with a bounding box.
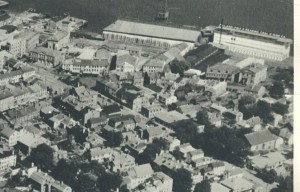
[4,0,294,38]
[0,1,294,192]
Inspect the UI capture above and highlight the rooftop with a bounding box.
[221,177,253,191]
[215,25,293,44]
[128,163,154,178]
[154,111,189,124]
[31,47,62,57]
[73,59,109,67]
[251,152,286,169]
[0,127,16,138]
[104,20,200,43]
[0,67,35,80]
[244,129,278,146]
[49,30,68,41]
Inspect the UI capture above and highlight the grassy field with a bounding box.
[5,0,293,38]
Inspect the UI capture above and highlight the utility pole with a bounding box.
[219,18,223,44]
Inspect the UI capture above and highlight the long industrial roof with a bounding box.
[104,20,200,42]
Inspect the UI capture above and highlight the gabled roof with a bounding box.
[117,54,137,66]
[30,171,55,184]
[210,161,225,168]
[31,47,62,57]
[49,30,68,41]
[0,127,16,138]
[146,126,165,137]
[104,20,200,43]
[244,129,277,146]
[129,164,154,178]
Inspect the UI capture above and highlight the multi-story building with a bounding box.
[0,91,14,112]
[47,30,70,50]
[4,106,39,127]
[141,104,164,118]
[7,31,39,57]
[29,47,65,66]
[126,164,154,190]
[132,172,173,192]
[244,129,284,152]
[0,127,20,146]
[103,20,200,49]
[0,67,35,86]
[213,25,293,61]
[62,59,109,75]
[116,54,138,72]
[206,63,240,82]
[158,93,177,106]
[143,59,167,73]
[240,63,267,86]
[0,50,13,71]
[205,81,227,97]
[0,151,17,171]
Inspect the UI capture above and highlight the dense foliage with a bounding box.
[194,180,211,192]
[172,168,193,192]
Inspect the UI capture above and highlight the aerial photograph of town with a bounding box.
[0,0,296,191]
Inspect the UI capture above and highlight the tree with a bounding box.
[259,169,278,184]
[172,147,184,161]
[173,120,198,143]
[238,96,256,119]
[29,144,54,172]
[271,102,289,116]
[172,169,193,192]
[239,95,256,106]
[254,101,274,124]
[168,103,178,111]
[202,127,250,167]
[277,175,293,192]
[139,138,168,163]
[143,72,150,86]
[170,59,191,74]
[77,174,98,192]
[52,159,78,189]
[103,131,123,147]
[194,180,211,192]
[196,110,210,127]
[97,172,122,191]
[269,82,285,99]
[272,68,293,84]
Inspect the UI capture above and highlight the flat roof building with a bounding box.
[213,25,293,61]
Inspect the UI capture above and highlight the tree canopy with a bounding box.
[170,59,191,74]
[194,180,211,192]
[196,110,211,127]
[172,168,193,192]
[254,101,274,124]
[29,144,54,172]
[259,169,278,184]
[103,131,123,147]
[269,82,285,99]
[138,138,168,163]
[271,102,289,116]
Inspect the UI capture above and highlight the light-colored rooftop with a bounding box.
[154,110,189,124]
[104,20,200,43]
[221,177,253,191]
[251,152,286,169]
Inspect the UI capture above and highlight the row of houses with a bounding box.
[0,81,48,112]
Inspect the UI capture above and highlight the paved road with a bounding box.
[28,63,71,94]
